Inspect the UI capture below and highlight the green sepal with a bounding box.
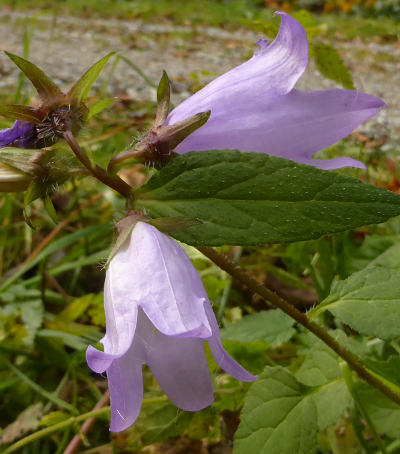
[44,195,58,223]
[68,53,115,104]
[87,98,116,119]
[0,105,41,123]
[24,180,46,207]
[5,51,63,103]
[154,70,171,127]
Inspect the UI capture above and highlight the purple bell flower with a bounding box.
[86,221,256,432]
[0,120,36,149]
[166,12,385,170]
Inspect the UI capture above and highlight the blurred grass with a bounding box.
[0,0,399,40]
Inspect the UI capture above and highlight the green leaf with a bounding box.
[309,242,400,340]
[0,105,41,123]
[68,53,114,103]
[234,366,349,454]
[5,52,63,102]
[221,310,295,348]
[87,97,116,119]
[355,382,400,439]
[312,42,355,90]
[134,150,400,246]
[363,357,400,389]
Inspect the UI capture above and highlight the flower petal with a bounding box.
[110,222,212,339]
[107,353,144,432]
[170,88,384,169]
[0,121,35,148]
[205,302,257,382]
[138,309,214,411]
[167,12,307,131]
[86,274,139,373]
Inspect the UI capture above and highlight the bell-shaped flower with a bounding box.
[166,12,385,170]
[86,221,256,432]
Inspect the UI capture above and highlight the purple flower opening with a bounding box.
[86,222,256,432]
[166,12,386,170]
[0,120,37,149]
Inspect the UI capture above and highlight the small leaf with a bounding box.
[155,70,171,127]
[5,51,63,102]
[0,105,41,123]
[312,41,355,90]
[134,150,400,246]
[221,310,295,348]
[309,242,400,340]
[68,53,115,103]
[87,97,116,119]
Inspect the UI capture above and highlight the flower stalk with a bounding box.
[63,130,132,198]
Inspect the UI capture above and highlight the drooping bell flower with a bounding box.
[0,52,113,149]
[166,12,386,170]
[86,221,256,432]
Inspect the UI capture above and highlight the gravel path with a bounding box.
[0,9,398,152]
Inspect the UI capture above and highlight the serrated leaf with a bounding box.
[87,97,116,119]
[5,52,63,102]
[68,53,114,103]
[221,310,295,348]
[309,243,400,340]
[0,105,41,123]
[134,150,400,246]
[234,366,349,454]
[312,42,355,90]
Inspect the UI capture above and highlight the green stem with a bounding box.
[198,246,400,408]
[8,362,76,414]
[2,407,110,454]
[341,362,387,454]
[217,246,242,321]
[3,396,168,454]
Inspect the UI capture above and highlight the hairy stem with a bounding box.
[198,246,400,407]
[64,130,132,198]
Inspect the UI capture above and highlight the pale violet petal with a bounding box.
[86,273,139,373]
[167,12,308,129]
[109,222,211,339]
[171,89,384,169]
[205,302,257,382]
[128,309,213,411]
[107,353,144,432]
